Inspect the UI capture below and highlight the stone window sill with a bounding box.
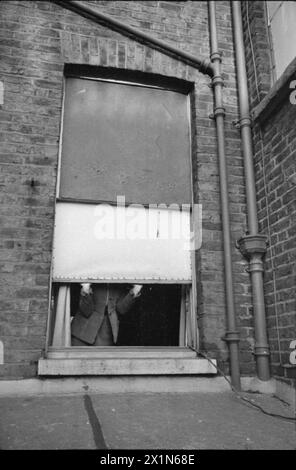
[38,347,217,376]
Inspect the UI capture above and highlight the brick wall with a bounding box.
[241,1,272,105]
[0,0,253,379]
[242,1,296,385]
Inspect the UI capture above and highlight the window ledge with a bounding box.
[38,356,217,376]
[252,57,296,124]
[46,346,197,359]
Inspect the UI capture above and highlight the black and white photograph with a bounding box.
[0,0,295,455]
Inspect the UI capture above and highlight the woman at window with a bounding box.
[71,283,143,346]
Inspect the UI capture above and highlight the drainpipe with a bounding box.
[208,1,241,390]
[54,0,214,77]
[232,1,270,381]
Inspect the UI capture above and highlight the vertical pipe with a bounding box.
[251,257,270,380]
[232,1,270,380]
[208,1,241,390]
[232,1,258,235]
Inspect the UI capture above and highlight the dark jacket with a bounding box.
[71,284,135,345]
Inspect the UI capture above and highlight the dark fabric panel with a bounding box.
[60,78,191,204]
[116,284,181,346]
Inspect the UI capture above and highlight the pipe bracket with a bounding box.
[239,116,252,129]
[213,106,226,118]
[253,345,270,357]
[222,330,240,343]
[232,119,240,129]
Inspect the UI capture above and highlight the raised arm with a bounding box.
[116,285,143,315]
[78,283,95,318]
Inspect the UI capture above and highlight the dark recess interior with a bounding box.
[67,283,182,346]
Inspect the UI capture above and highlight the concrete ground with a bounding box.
[0,390,295,450]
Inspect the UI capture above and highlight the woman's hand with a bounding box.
[130,284,143,298]
[80,283,92,296]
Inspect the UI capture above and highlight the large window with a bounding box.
[266,1,296,79]
[48,68,196,352]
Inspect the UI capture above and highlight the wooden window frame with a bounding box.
[44,67,199,362]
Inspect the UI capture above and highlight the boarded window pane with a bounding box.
[52,202,191,283]
[60,78,191,204]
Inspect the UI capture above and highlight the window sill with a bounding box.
[252,57,296,124]
[38,348,217,376]
[46,346,196,359]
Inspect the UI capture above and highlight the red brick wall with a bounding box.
[241,1,296,385]
[0,0,253,379]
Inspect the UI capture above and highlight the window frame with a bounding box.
[45,67,199,359]
[265,1,296,81]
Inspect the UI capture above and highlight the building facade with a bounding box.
[0,1,295,398]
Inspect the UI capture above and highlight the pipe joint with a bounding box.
[222,330,240,343]
[212,74,224,87]
[247,256,264,273]
[210,51,222,63]
[201,59,215,77]
[239,116,252,129]
[253,345,270,357]
[213,106,226,118]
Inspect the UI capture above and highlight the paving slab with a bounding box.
[0,395,95,450]
[0,391,295,450]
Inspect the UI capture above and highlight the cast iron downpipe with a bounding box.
[54,0,214,77]
[232,1,270,380]
[208,1,241,390]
